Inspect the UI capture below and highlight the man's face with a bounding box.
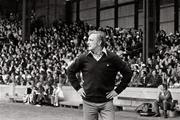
[163,87,166,92]
[87,34,100,51]
[152,71,156,76]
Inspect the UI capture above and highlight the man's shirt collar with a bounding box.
[87,47,108,56]
[102,47,108,56]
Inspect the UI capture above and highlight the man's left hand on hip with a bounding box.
[106,90,118,99]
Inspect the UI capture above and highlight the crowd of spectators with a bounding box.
[129,30,180,88]
[0,16,180,89]
[23,82,64,107]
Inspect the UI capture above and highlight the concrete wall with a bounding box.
[160,3,174,33]
[72,0,96,26]
[138,10,144,29]
[0,0,17,17]
[179,9,180,31]
[118,4,134,28]
[100,0,114,8]
[71,0,177,33]
[134,2,176,33]
[1,85,180,107]
[80,0,96,26]
[0,84,27,101]
[35,0,65,25]
[0,0,179,32]
[114,87,180,107]
[72,1,77,22]
[118,0,134,4]
[100,8,115,27]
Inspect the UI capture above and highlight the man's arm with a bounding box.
[161,90,172,101]
[165,90,172,100]
[114,55,133,94]
[67,57,82,91]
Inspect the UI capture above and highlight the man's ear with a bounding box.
[98,40,102,46]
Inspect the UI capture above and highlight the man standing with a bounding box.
[67,30,132,120]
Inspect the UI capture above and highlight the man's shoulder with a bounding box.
[106,50,118,57]
[77,52,88,59]
[106,50,122,61]
[74,52,88,62]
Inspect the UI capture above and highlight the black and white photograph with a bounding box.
[0,0,180,120]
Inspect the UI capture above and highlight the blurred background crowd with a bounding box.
[0,15,180,89]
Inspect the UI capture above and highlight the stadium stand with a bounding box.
[0,16,180,110]
[0,18,180,89]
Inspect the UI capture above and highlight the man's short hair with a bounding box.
[88,30,106,47]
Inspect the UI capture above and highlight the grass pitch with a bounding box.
[0,102,179,120]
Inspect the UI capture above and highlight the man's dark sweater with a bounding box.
[67,50,132,103]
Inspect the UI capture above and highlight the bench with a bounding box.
[115,96,156,111]
[117,96,156,106]
[118,96,155,102]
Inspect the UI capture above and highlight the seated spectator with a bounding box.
[30,85,37,104]
[31,82,45,107]
[169,76,180,88]
[153,84,173,118]
[139,71,148,87]
[1,72,9,84]
[23,84,33,104]
[0,75,5,84]
[44,83,53,105]
[129,71,141,87]
[146,70,162,88]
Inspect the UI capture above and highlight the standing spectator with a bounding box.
[67,30,132,120]
[23,83,33,104]
[51,83,64,107]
